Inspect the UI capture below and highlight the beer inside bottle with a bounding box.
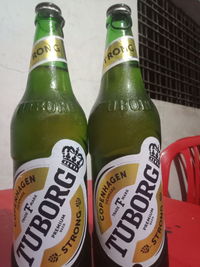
[11,3,90,267]
[88,4,168,267]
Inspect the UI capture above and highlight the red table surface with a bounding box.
[164,197,200,267]
[1,188,200,267]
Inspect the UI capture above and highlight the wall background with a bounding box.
[0,0,199,190]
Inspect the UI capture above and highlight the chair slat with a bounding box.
[161,136,200,205]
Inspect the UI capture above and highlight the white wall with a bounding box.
[155,100,200,150]
[0,0,200,190]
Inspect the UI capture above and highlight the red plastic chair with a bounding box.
[161,136,200,205]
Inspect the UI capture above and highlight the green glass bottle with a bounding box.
[88,4,168,267]
[11,3,90,267]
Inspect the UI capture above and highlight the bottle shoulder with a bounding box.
[89,95,159,121]
[13,96,85,117]
[88,97,161,160]
[11,95,87,138]
[89,100,160,136]
[11,96,87,162]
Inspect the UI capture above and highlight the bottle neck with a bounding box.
[24,13,73,101]
[105,13,133,45]
[100,13,146,100]
[34,13,64,42]
[31,12,67,71]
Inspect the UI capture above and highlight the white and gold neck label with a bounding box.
[103,36,138,74]
[30,36,67,71]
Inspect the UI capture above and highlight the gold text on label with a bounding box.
[30,36,67,70]
[103,36,138,74]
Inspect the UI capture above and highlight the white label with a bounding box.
[13,139,87,267]
[94,137,165,267]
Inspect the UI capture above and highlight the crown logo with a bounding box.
[62,146,84,172]
[149,143,160,167]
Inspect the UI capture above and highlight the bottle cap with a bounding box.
[107,3,131,16]
[35,2,64,27]
[35,2,62,15]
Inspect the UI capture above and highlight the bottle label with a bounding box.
[94,137,165,267]
[30,36,67,71]
[103,36,139,74]
[13,139,87,267]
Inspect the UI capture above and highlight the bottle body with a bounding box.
[88,4,168,267]
[89,64,168,267]
[11,3,90,267]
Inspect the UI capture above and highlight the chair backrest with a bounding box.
[161,136,200,205]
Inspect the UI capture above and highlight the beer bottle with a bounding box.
[88,4,168,267]
[11,3,90,267]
